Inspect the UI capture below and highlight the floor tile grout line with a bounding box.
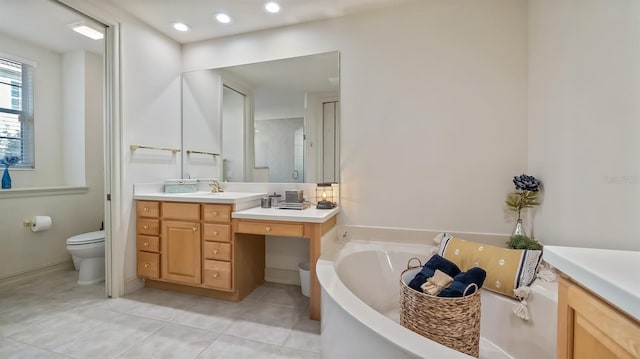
[112,320,172,359]
[217,332,291,348]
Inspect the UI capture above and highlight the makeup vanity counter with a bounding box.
[544,246,640,359]
[133,189,339,320]
[232,206,339,320]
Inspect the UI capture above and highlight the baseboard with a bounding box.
[123,276,144,295]
[0,261,74,287]
[265,267,300,285]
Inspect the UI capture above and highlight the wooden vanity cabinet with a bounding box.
[136,201,160,279]
[557,276,640,359]
[135,200,264,301]
[202,204,233,291]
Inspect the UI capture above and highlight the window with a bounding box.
[0,56,34,168]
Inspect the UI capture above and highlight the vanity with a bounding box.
[133,189,339,321]
[544,246,640,359]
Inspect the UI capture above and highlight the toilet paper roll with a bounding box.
[31,216,52,232]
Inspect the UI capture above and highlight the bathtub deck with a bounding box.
[381,309,512,359]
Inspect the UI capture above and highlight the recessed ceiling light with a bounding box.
[172,22,190,32]
[264,2,281,13]
[215,12,232,24]
[67,21,104,40]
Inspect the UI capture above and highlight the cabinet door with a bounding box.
[161,220,201,285]
[558,277,640,359]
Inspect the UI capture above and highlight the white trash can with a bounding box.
[298,261,310,297]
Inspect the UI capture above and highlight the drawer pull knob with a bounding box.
[143,225,149,230]
[212,211,219,216]
[144,263,150,268]
[143,207,149,211]
[265,226,271,232]
[212,272,219,278]
[143,242,149,247]
[212,231,218,236]
[213,249,219,254]
[192,227,198,231]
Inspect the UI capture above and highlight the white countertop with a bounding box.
[233,206,340,223]
[133,191,267,204]
[544,246,640,321]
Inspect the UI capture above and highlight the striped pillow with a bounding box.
[437,234,542,298]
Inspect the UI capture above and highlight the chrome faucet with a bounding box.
[209,181,223,193]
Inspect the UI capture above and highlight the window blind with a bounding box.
[0,56,34,168]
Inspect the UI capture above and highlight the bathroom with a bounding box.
[1,0,639,358]
[0,0,106,295]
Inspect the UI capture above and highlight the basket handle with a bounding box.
[407,257,422,269]
[463,283,479,297]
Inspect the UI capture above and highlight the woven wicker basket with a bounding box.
[399,258,481,358]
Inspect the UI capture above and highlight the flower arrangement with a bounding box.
[2,155,20,168]
[505,174,542,250]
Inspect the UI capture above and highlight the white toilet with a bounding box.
[66,230,105,285]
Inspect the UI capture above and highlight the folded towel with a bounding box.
[420,269,453,295]
[408,254,461,292]
[437,267,487,298]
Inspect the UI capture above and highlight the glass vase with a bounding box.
[512,218,526,237]
[2,167,11,189]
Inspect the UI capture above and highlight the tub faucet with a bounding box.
[209,181,223,193]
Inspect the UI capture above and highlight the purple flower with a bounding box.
[1,155,20,168]
[513,174,540,192]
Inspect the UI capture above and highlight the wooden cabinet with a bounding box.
[161,220,201,285]
[136,201,161,279]
[557,276,640,359]
[202,203,233,291]
[135,199,263,301]
[236,220,304,237]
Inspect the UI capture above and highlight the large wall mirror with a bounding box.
[182,51,340,183]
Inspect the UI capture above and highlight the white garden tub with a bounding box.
[317,239,557,359]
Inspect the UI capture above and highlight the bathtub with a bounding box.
[317,239,557,359]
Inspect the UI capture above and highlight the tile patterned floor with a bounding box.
[0,270,320,359]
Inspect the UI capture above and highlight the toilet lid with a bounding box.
[67,230,105,245]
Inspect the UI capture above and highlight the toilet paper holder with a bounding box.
[23,216,53,232]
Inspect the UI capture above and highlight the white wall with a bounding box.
[528,0,640,250]
[182,69,222,180]
[118,18,183,290]
[63,51,86,186]
[222,86,245,182]
[184,0,529,234]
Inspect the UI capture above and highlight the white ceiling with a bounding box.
[0,0,416,54]
[0,0,105,55]
[95,0,418,44]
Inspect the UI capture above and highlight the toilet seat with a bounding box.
[67,230,105,245]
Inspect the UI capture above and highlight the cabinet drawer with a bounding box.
[203,204,231,223]
[203,242,231,261]
[137,201,159,218]
[137,251,160,279]
[138,219,160,235]
[136,235,160,253]
[237,220,304,237]
[162,202,200,221]
[203,260,232,290]
[202,224,231,242]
